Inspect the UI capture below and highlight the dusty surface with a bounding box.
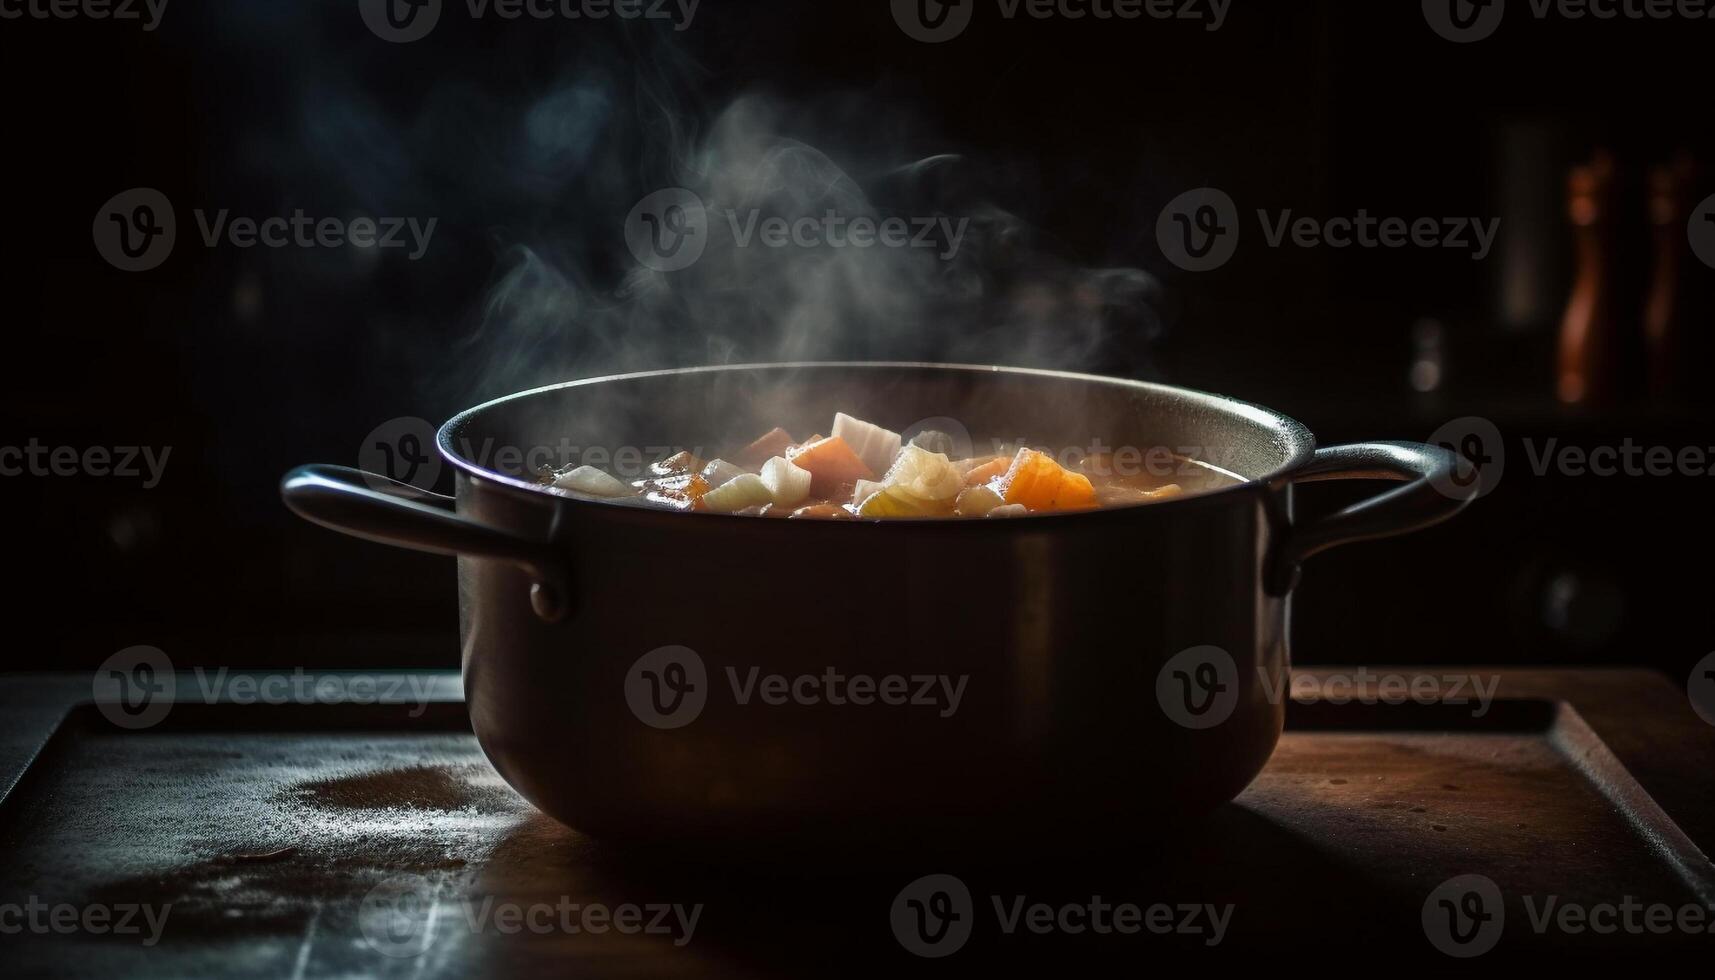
[2,672,1712,975]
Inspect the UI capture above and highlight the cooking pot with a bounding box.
[282,363,1472,854]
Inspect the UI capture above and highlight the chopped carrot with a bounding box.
[787,436,875,498]
[996,448,1098,512]
[643,473,710,511]
[737,427,794,466]
[961,456,1010,486]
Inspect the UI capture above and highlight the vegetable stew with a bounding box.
[539,412,1240,519]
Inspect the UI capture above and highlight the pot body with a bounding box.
[447,365,1301,851]
[458,478,1289,849]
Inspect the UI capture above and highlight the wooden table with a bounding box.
[1,668,1710,974]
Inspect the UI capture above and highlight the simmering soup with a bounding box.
[538,411,1241,519]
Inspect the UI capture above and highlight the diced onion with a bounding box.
[700,459,748,489]
[881,445,963,503]
[701,473,775,513]
[858,486,943,518]
[760,456,813,507]
[831,413,902,477]
[552,466,632,497]
[852,479,885,507]
[955,484,1005,517]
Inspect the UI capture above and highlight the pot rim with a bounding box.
[436,361,1318,522]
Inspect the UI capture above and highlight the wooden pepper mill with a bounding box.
[1642,154,1695,402]
[1557,151,1620,406]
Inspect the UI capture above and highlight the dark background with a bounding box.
[1,0,1710,675]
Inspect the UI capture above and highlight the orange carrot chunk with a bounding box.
[996,448,1098,512]
[787,436,875,498]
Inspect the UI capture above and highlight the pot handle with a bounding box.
[280,465,569,622]
[1267,441,1475,595]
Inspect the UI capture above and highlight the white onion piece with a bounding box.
[881,445,963,503]
[987,504,1030,518]
[760,456,812,507]
[831,412,902,476]
[852,479,885,507]
[955,484,1005,517]
[702,473,775,513]
[700,459,748,489]
[553,466,631,497]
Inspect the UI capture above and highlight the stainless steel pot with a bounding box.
[282,363,1473,854]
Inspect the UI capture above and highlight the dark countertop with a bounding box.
[1,668,1711,974]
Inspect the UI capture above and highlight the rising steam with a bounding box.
[456,87,1161,403]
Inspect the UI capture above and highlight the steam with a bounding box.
[456,89,1161,403]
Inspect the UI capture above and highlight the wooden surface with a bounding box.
[0,669,1711,974]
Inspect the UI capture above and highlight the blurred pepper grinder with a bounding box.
[1641,154,1696,403]
[1556,151,1620,406]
